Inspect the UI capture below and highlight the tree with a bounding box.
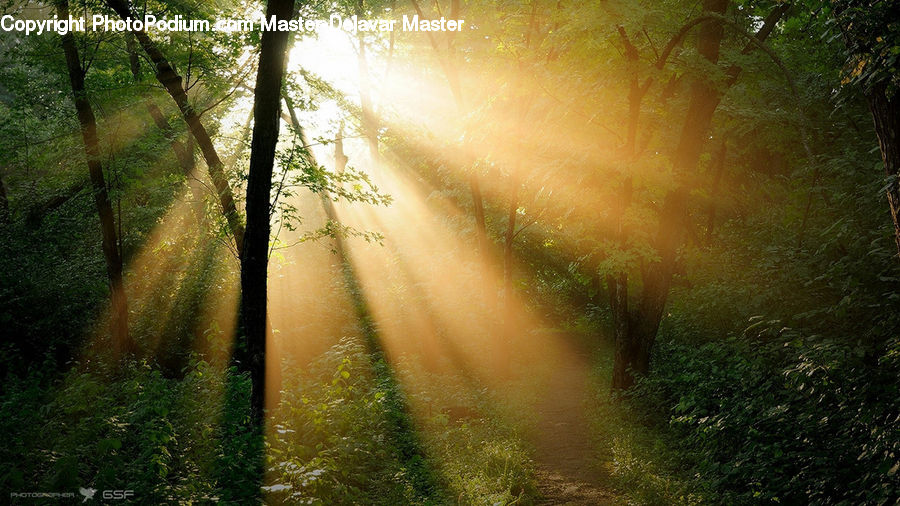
[125,34,195,175]
[57,0,132,358]
[832,0,900,258]
[105,0,246,254]
[238,0,295,423]
[609,0,791,390]
[354,0,382,166]
[143,101,195,175]
[502,3,541,306]
[410,0,488,256]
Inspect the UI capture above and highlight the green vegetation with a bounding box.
[2,0,900,503]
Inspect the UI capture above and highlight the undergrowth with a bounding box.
[1,338,538,504]
[585,337,711,505]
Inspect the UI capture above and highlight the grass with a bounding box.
[1,336,540,504]
[582,334,711,505]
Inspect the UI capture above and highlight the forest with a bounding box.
[0,0,898,504]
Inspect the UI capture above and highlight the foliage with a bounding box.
[2,0,899,503]
[0,340,539,504]
[630,327,900,504]
[270,131,391,249]
[586,342,713,505]
[267,339,427,504]
[0,359,238,502]
[831,0,900,96]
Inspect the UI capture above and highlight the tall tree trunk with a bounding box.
[238,0,294,424]
[105,0,244,252]
[830,4,900,258]
[126,32,140,79]
[470,175,488,253]
[58,0,132,359]
[503,175,518,297]
[26,180,87,225]
[335,125,349,174]
[608,27,643,367]
[283,95,345,258]
[612,0,729,391]
[610,0,790,391]
[502,4,540,303]
[124,31,193,173]
[144,102,194,174]
[867,83,900,257]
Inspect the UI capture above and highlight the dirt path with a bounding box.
[527,343,619,505]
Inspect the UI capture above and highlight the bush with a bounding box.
[0,359,244,502]
[267,339,426,504]
[267,338,538,505]
[631,322,900,504]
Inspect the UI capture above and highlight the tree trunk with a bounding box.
[867,82,900,257]
[502,7,539,304]
[58,0,132,359]
[238,0,294,423]
[282,94,348,266]
[470,175,488,253]
[608,27,642,372]
[126,32,140,80]
[124,25,193,175]
[144,102,194,175]
[503,176,518,297]
[611,0,729,391]
[335,125,349,174]
[610,0,790,391]
[831,3,900,258]
[105,0,244,253]
[25,180,87,225]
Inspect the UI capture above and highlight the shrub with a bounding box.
[631,322,900,504]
